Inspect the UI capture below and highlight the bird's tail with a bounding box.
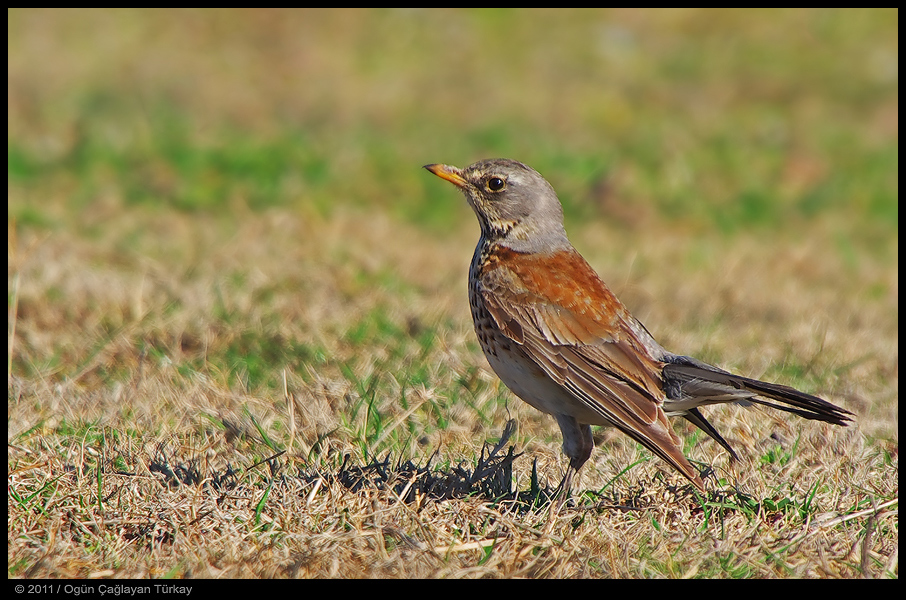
[660,354,853,459]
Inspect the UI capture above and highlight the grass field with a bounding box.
[8,8,897,578]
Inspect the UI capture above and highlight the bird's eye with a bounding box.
[487,177,506,192]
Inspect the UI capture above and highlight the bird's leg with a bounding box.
[553,415,594,507]
[553,466,576,508]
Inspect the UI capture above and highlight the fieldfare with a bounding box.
[425,158,853,494]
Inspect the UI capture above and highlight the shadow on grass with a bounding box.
[142,418,736,518]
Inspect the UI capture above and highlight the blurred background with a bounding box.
[8,8,898,440]
[9,9,897,229]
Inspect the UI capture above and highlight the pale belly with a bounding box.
[482,338,611,427]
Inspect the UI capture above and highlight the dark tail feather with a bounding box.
[662,355,854,427]
[682,407,739,460]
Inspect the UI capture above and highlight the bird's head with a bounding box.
[425,158,570,252]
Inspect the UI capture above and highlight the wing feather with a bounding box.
[479,246,703,487]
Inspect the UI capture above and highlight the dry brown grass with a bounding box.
[9,206,897,578]
[8,8,897,579]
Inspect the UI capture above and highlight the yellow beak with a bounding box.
[424,163,468,188]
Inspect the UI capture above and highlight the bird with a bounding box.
[424,158,853,495]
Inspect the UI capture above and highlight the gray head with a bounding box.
[424,158,571,253]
